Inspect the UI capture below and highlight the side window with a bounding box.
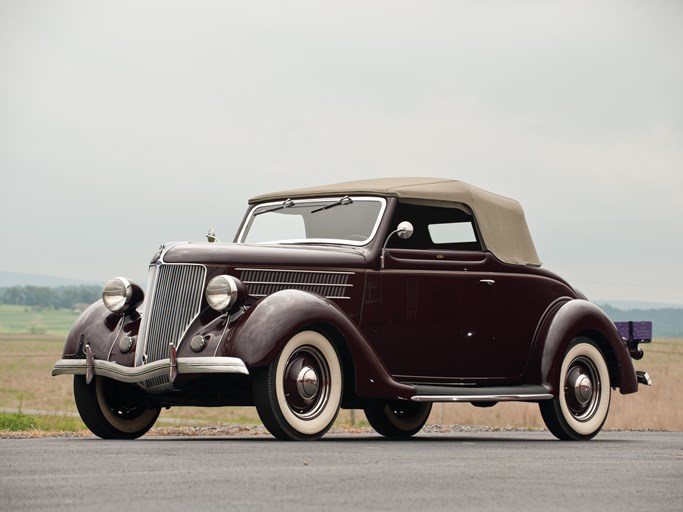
[388,202,482,251]
[428,222,477,245]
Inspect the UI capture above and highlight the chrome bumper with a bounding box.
[636,370,652,386]
[52,356,249,384]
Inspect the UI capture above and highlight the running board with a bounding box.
[410,384,553,403]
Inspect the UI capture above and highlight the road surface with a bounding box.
[2,430,681,511]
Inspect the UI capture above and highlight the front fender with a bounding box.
[528,299,638,395]
[222,290,415,400]
[61,300,139,367]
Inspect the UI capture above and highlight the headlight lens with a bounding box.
[102,277,133,313]
[206,275,243,312]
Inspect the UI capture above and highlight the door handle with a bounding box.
[480,279,495,286]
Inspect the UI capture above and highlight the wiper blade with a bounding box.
[311,196,353,213]
[254,198,295,216]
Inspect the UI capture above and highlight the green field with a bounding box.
[0,304,80,336]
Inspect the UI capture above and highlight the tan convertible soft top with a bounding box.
[249,177,541,266]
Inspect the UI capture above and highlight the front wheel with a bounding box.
[539,338,611,441]
[364,401,432,438]
[74,375,160,439]
[253,330,343,440]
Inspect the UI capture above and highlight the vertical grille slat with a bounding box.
[136,264,206,390]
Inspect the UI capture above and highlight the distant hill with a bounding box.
[597,303,683,338]
[595,299,683,310]
[0,270,102,288]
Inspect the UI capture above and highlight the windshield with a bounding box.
[238,196,386,246]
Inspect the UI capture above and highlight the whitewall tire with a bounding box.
[540,338,611,441]
[253,330,343,440]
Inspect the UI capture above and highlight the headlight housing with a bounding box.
[102,277,143,314]
[205,275,245,312]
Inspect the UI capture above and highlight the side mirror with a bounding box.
[396,221,414,240]
[381,221,414,269]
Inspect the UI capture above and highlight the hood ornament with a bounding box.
[206,228,220,243]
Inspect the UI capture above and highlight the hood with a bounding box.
[159,242,368,269]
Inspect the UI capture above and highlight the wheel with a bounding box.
[74,375,160,439]
[253,330,343,440]
[364,400,432,438]
[539,338,611,441]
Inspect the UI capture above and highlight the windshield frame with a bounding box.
[237,196,387,247]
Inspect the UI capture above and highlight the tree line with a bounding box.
[0,285,102,309]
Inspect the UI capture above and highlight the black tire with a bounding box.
[74,375,160,439]
[253,330,343,441]
[539,337,611,441]
[364,400,432,438]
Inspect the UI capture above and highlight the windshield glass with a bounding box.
[239,196,386,246]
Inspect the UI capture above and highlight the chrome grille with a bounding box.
[237,268,353,299]
[136,263,206,389]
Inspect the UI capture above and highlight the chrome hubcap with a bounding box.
[296,367,320,399]
[570,372,593,405]
[283,346,330,420]
[564,356,601,422]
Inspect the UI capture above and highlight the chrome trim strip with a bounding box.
[52,357,249,384]
[157,241,190,264]
[411,393,553,403]
[241,281,353,287]
[247,294,351,300]
[236,268,355,275]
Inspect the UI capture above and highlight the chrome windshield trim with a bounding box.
[237,196,387,246]
[52,357,249,384]
[411,393,553,403]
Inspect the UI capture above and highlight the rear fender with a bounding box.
[528,299,638,395]
[222,289,414,400]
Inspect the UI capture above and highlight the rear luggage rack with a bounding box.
[615,320,652,360]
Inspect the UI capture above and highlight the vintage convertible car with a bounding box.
[53,177,652,441]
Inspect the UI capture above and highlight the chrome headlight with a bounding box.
[102,277,143,314]
[206,275,245,312]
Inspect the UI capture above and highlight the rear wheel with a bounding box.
[253,330,343,440]
[540,338,611,441]
[364,400,432,438]
[74,375,160,439]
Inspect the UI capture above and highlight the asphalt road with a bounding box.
[2,431,681,512]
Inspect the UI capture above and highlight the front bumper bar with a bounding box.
[52,356,249,384]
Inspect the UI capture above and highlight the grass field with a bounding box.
[0,304,80,336]
[1,304,680,431]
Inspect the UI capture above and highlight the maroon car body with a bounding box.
[53,178,651,440]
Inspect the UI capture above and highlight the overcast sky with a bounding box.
[1,0,681,305]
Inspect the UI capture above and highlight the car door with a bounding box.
[373,199,571,382]
[376,247,498,381]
